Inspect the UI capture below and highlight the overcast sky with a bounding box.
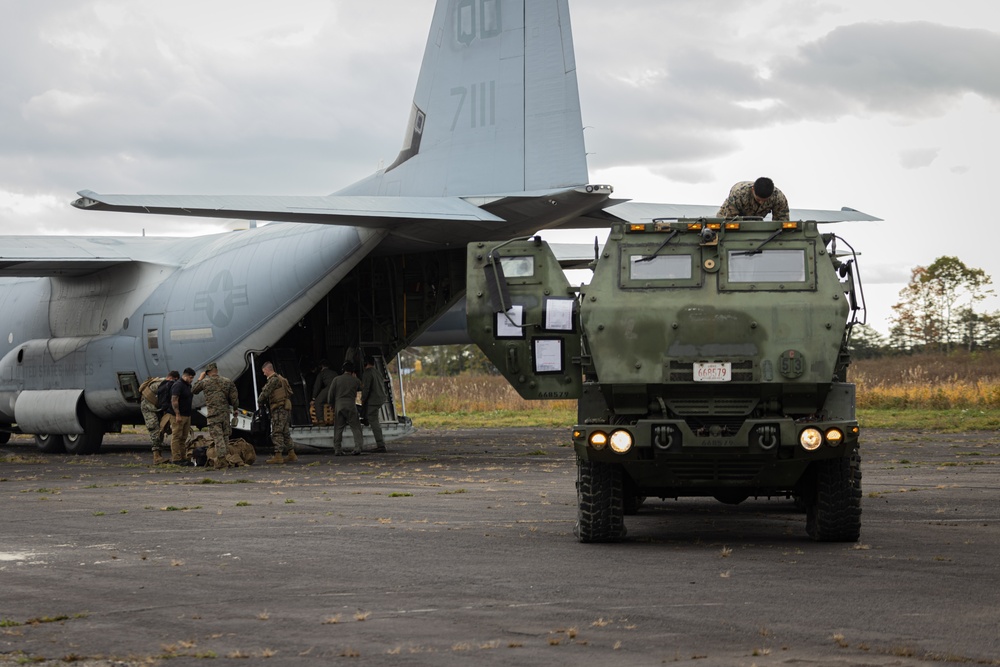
[2,0,998,335]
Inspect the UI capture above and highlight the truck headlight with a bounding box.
[589,431,608,450]
[825,428,844,446]
[609,429,633,454]
[799,428,823,451]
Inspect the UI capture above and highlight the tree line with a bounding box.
[850,256,998,358]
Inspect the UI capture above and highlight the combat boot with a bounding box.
[284,449,298,463]
[265,452,285,464]
[153,450,168,465]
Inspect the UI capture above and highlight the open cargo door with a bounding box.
[466,238,582,400]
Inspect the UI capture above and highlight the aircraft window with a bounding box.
[728,250,806,283]
[500,256,534,278]
[629,255,692,281]
[147,328,159,350]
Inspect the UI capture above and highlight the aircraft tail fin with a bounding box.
[338,0,588,198]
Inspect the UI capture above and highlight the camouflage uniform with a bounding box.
[361,365,387,451]
[258,372,293,456]
[717,181,790,221]
[329,372,363,455]
[139,377,167,458]
[192,370,239,460]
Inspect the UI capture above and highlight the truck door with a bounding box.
[466,238,582,400]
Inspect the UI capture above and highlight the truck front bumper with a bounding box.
[572,418,859,494]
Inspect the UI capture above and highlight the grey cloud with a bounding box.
[773,22,1000,117]
[650,164,717,185]
[0,2,420,199]
[580,50,797,171]
[898,147,939,169]
[583,19,1000,174]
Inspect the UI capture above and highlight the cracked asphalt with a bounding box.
[2,427,999,666]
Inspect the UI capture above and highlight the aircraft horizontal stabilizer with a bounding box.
[72,191,504,227]
[601,201,882,224]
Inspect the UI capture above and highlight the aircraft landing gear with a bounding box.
[63,409,106,455]
[35,433,66,454]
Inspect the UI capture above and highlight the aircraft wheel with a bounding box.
[574,458,626,543]
[63,410,106,455]
[35,433,66,454]
[64,432,103,455]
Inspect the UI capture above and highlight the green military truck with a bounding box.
[467,217,864,542]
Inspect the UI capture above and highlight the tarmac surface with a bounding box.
[2,427,999,666]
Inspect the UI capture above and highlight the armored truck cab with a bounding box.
[467,217,863,542]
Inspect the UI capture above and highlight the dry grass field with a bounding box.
[394,374,576,428]
[852,351,1000,410]
[394,351,1000,430]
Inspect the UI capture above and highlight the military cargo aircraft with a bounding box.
[0,0,876,454]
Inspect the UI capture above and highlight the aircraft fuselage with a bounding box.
[0,223,382,441]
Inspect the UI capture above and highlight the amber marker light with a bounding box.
[724,222,741,230]
[609,430,634,454]
[589,431,608,450]
[628,224,646,232]
[687,223,703,231]
[782,222,799,230]
[825,428,844,446]
[799,428,823,451]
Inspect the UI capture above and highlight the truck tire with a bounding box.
[806,451,862,542]
[575,459,627,543]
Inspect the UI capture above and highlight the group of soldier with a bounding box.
[139,362,241,469]
[310,357,388,456]
[139,356,387,469]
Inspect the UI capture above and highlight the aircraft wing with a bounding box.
[0,236,180,277]
[597,201,882,223]
[549,243,599,269]
[72,191,504,226]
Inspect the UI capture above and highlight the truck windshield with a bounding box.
[728,249,805,283]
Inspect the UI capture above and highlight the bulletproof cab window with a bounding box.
[619,247,700,288]
[722,247,815,291]
[500,256,534,278]
[630,255,691,280]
